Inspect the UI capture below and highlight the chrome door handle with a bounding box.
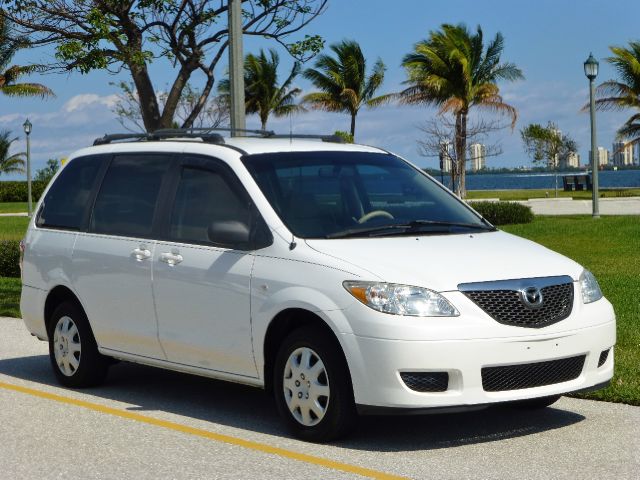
[160,252,183,266]
[132,246,151,261]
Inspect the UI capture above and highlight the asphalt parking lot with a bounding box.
[1,317,638,480]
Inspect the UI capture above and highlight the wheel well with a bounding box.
[44,286,82,331]
[263,308,346,394]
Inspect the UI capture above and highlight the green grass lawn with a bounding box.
[1,216,28,317]
[503,216,640,406]
[0,216,29,241]
[467,188,640,201]
[0,277,21,317]
[0,202,27,214]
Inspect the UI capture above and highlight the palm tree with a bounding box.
[303,40,389,138]
[0,16,54,98]
[219,49,303,130]
[0,130,26,176]
[594,41,640,144]
[400,24,523,197]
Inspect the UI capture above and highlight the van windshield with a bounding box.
[242,151,493,239]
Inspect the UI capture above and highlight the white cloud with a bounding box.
[62,94,119,113]
[0,93,122,179]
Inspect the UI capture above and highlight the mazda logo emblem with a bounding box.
[521,286,544,308]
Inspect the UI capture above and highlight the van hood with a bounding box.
[305,231,583,292]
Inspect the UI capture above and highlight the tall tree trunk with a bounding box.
[129,64,162,132]
[161,66,194,129]
[350,112,356,138]
[181,70,215,128]
[455,110,468,198]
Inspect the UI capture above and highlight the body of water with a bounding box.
[443,170,640,190]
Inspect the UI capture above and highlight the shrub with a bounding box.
[333,130,354,143]
[0,181,48,202]
[0,240,20,278]
[468,201,534,225]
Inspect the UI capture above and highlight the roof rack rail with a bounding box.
[93,129,226,146]
[266,134,345,143]
[93,133,148,145]
[158,127,275,137]
[92,128,345,146]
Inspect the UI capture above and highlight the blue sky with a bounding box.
[1,0,639,178]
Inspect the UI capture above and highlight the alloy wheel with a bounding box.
[53,316,82,377]
[282,347,330,426]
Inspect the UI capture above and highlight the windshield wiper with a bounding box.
[401,220,497,231]
[327,220,496,239]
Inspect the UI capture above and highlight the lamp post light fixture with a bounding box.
[584,53,599,218]
[23,118,33,217]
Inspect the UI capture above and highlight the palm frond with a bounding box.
[0,82,55,98]
[304,39,387,135]
[302,92,345,113]
[399,22,520,118]
[0,129,26,176]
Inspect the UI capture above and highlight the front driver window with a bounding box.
[169,166,250,245]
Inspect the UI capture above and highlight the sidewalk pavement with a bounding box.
[471,196,640,215]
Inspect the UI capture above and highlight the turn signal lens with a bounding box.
[580,269,603,304]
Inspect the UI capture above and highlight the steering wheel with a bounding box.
[358,210,394,224]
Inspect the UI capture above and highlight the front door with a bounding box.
[152,156,257,377]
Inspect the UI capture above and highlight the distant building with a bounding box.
[598,147,609,166]
[550,127,562,168]
[468,143,486,171]
[589,147,609,166]
[612,141,634,166]
[566,152,580,168]
[439,141,453,173]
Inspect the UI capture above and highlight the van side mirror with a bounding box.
[207,220,250,247]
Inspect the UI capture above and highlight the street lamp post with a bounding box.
[228,0,246,136]
[23,119,33,217]
[584,53,599,218]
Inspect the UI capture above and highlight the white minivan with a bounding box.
[20,130,615,441]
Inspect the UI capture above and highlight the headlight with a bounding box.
[580,269,603,304]
[343,281,459,317]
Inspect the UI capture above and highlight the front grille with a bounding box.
[481,355,585,392]
[400,372,449,392]
[462,282,573,328]
[598,349,610,368]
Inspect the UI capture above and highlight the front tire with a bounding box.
[273,326,357,442]
[48,302,109,388]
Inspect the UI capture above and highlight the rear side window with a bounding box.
[91,154,170,237]
[169,166,250,244]
[36,155,103,230]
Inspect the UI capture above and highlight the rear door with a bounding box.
[72,153,173,358]
[152,155,257,377]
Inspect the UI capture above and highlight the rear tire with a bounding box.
[273,325,358,442]
[48,301,109,388]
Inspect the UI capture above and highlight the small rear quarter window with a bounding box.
[36,155,103,230]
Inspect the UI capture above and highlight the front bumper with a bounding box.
[341,319,615,410]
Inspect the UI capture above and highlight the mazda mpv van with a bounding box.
[20,130,616,441]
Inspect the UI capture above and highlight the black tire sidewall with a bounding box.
[273,326,357,442]
[47,301,108,388]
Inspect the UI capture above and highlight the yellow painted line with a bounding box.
[0,381,408,480]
